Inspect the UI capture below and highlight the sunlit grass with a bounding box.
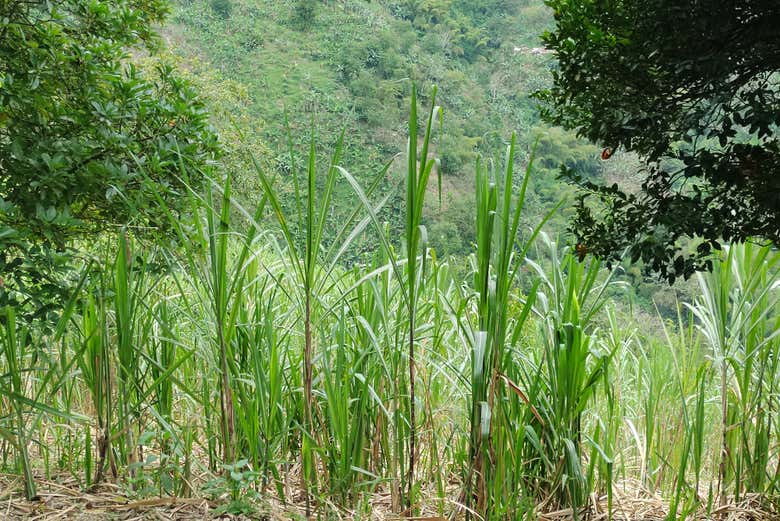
[0,87,778,520]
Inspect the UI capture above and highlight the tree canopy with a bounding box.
[0,0,219,318]
[537,0,780,282]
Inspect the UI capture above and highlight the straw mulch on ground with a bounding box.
[0,475,776,520]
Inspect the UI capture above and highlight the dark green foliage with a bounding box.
[0,0,219,318]
[210,0,232,18]
[438,133,478,176]
[386,0,517,61]
[535,126,599,180]
[536,0,780,283]
[293,0,317,27]
[0,243,80,329]
[0,0,218,244]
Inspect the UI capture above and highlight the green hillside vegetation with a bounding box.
[166,0,691,315]
[167,0,592,250]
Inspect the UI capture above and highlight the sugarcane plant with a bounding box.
[339,84,441,513]
[688,243,780,503]
[465,136,555,518]
[254,124,391,515]
[522,233,619,518]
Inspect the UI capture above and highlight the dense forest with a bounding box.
[1,0,779,519]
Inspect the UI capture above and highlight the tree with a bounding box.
[0,0,219,320]
[211,0,233,18]
[536,0,780,282]
[293,0,317,28]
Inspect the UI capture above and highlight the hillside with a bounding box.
[164,0,599,256]
[161,0,697,315]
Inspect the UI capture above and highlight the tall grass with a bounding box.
[689,243,780,503]
[78,287,112,487]
[462,136,555,518]
[400,85,441,511]
[0,87,779,520]
[521,234,618,517]
[0,270,86,499]
[255,121,392,513]
[339,85,442,513]
[0,307,37,499]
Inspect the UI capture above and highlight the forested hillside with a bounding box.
[165,0,597,253]
[162,0,694,314]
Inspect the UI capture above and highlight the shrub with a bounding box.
[210,0,232,18]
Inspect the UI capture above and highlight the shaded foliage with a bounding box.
[536,0,780,282]
[0,0,219,319]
